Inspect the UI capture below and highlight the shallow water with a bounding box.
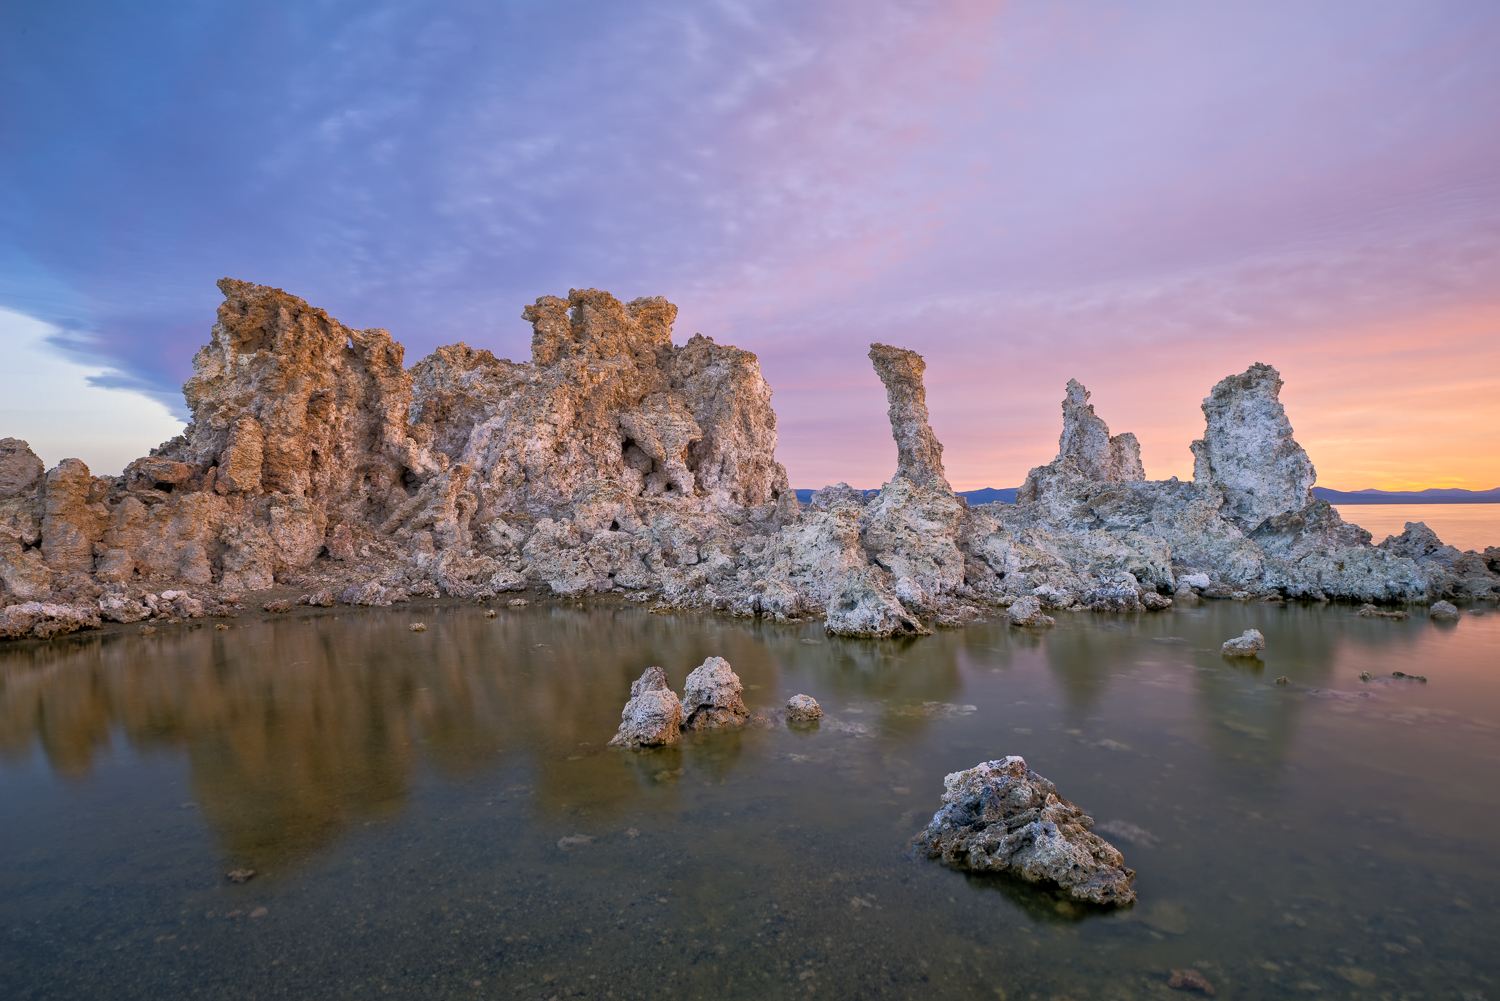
[1335,503,1500,552]
[2,601,1498,1000]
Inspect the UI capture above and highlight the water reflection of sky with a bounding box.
[1,603,1497,998]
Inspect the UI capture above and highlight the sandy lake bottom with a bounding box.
[2,600,1497,1000]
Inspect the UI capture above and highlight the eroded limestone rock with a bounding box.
[785,694,822,722]
[1191,364,1316,529]
[1429,599,1460,621]
[609,666,684,747]
[868,344,947,489]
[1221,629,1265,657]
[681,656,749,730]
[912,756,1136,906]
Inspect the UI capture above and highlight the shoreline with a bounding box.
[4,281,1498,646]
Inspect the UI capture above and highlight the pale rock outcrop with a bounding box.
[1190,363,1316,529]
[0,439,45,498]
[867,344,947,489]
[0,601,101,639]
[1221,629,1265,657]
[8,280,1495,643]
[808,482,866,512]
[681,656,749,730]
[1428,599,1460,621]
[1006,595,1054,628]
[785,694,822,722]
[608,666,684,747]
[912,756,1136,906]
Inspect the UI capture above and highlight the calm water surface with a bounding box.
[2,601,1498,1000]
[1334,503,1500,552]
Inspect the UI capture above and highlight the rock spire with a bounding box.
[1190,363,1316,528]
[868,344,948,489]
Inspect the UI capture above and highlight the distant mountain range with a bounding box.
[793,485,1499,506]
[1313,487,1500,505]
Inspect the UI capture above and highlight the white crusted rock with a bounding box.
[1190,363,1316,529]
[912,756,1136,906]
[785,694,823,722]
[609,666,684,747]
[1221,628,1266,657]
[1006,595,1055,628]
[681,656,749,730]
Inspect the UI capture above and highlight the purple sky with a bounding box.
[3,1,1498,487]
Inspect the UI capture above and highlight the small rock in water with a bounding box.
[556,834,594,850]
[262,599,295,613]
[608,666,684,747]
[785,694,823,723]
[508,598,529,606]
[215,623,229,630]
[226,869,256,884]
[681,657,749,730]
[249,907,268,919]
[1391,671,1427,682]
[911,755,1135,905]
[1168,968,1216,995]
[138,625,156,635]
[1429,600,1460,621]
[484,609,498,618]
[1221,629,1265,657]
[1275,675,1289,684]
[409,622,427,632]
[1006,595,1055,628]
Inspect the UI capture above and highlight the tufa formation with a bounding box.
[2,279,1497,641]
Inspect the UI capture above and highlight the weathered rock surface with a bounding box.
[0,601,101,639]
[1006,595,1054,628]
[1428,599,1460,621]
[911,756,1136,905]
[1221,629,1265,657]
[785,694,822,722]
[681,656,749,730]
[1191,363,1316,528]
[608,666,684,747]
[4,283,1495,644]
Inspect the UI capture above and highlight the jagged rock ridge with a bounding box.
[2,281,1496,642]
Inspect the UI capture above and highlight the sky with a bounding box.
[2,1,1498,487]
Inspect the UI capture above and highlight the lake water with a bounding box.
[2,601,1498,1000]
[1334,503,1500,552]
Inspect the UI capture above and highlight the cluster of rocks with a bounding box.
[3,278,1497,643]
[608,657,751,747]
[911,755,1136,906]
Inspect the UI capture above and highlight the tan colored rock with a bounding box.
[0,439,45,498]
[41,459,105,573]
[0,601,101,639]
[681,656,749,730]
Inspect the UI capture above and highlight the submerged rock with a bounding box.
[911,756,1135,905]
[1221,629,1265,657]
[608,666,684,747]
[681,656,749,730]
[785,694,823,722]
